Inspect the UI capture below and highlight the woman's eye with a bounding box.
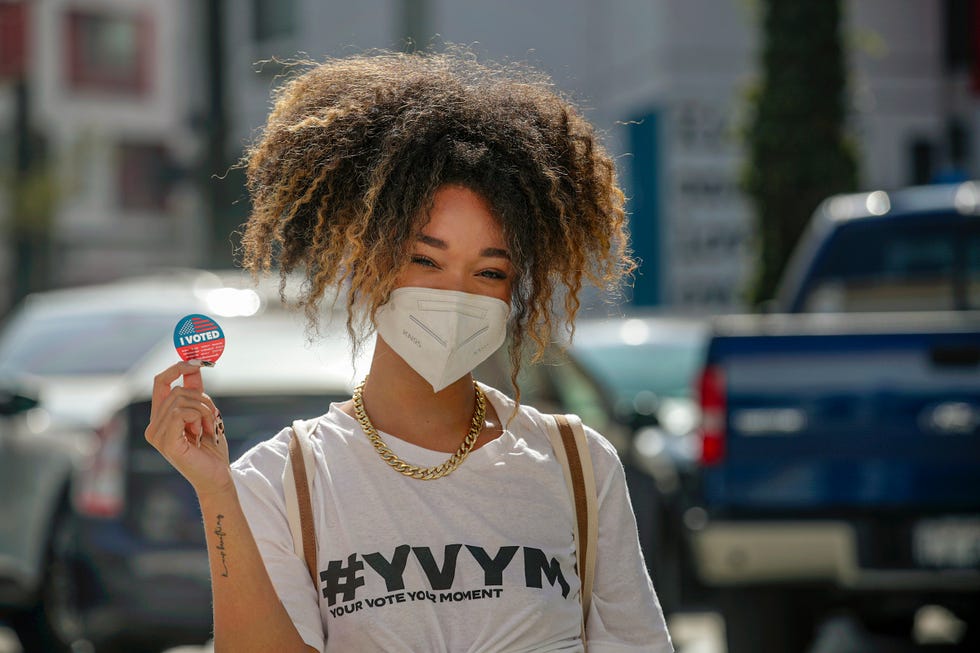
[411,255,437,267]
[480,269,508,280]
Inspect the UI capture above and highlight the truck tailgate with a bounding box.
[702,312,980,513]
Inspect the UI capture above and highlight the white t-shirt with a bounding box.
[231,383,673,653]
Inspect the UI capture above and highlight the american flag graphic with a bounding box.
[178,315,218,336]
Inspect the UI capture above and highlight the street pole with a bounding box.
[10,74,49,305]
[204,0,231,266]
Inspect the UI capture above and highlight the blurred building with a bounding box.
[1,0,977,316]
[222,0,976,312]
[0,0,208,315]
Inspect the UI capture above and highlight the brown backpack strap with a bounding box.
[549,413,598,646]
[288,429,318,587]
[555,415,590,577]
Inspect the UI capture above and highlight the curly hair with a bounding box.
[240,49,635,399]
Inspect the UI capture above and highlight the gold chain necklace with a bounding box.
[352,379,487,480]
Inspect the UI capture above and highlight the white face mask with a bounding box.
[375,287,510,392]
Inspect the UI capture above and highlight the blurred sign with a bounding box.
[0,2,28,80]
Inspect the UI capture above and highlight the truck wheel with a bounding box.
[11,505,89,653]
[649,501,683,617]
[719,587,815,653]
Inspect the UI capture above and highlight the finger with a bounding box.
[172,393,217,436]
[182,365,206,393]
[148,408,209,453]
[187,391,219,436]
[200,393,219,422]
[151,361,208,420]
[147,391,216,445]
[213,412,226,448]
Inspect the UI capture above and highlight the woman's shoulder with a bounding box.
[229,425,293,479]
[229,407,351,479]
[481,383,623,472]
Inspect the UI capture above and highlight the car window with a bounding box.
[537,357,612,433]
[801,214,964,312]
[0,310,176,376]
[572,340,704,402]
[473,343,612,430]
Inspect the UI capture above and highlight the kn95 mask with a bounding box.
[374,287,510,392]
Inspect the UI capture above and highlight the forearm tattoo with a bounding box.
[214,514,229,577]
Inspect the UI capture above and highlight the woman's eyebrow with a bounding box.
[417,234,447,249]
[480,247,510,260]
[417,234,510,260]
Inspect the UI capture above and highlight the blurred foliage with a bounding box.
[2,153,57,302]
[4,165,57,234]
[741,0,858,306]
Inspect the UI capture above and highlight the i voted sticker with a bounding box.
[173,314,225,364]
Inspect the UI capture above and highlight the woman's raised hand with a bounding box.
[144,360,233,498]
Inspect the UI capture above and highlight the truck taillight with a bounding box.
[75,413,127,518]
[697,365,726,465]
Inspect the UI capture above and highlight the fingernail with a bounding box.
[197,435,202,448]
[188,360,204,367]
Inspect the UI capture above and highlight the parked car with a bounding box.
[689,182,980,653]
[36,309,368,652]
[0,269,319,652]
[568,314,708,615]
[2,272,627,653]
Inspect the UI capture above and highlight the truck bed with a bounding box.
[702,310,980,513]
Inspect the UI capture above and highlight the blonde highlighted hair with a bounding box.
[240,49,634,398]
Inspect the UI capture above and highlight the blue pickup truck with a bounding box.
[687,182,980,653]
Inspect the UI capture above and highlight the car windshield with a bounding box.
[573,340,704,401]
[801,213,980,311]
[0,311,174,376]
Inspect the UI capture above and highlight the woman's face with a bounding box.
[395,185,514,303]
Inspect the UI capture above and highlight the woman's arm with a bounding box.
[144,361,317,653]
[199,485,317,653]
[584,430,674,653]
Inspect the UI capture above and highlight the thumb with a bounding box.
[181,361,208,392]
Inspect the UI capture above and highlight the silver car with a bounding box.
[0,269,326,652]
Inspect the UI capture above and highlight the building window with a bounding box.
[253,0,295,41]
[118,142,171,211]
[66,9,151,94]
[0,2,28,80]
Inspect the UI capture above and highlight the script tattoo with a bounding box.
[214,514,229,577]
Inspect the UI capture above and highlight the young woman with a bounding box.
[145,51,673,652]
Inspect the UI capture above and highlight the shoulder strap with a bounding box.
[284,419,318,588]
[547,413,598,640]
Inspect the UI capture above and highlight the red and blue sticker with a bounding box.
[173,314,225,365]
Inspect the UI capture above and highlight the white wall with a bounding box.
[848,0,945,188]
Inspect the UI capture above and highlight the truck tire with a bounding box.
[719,587,815,653]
